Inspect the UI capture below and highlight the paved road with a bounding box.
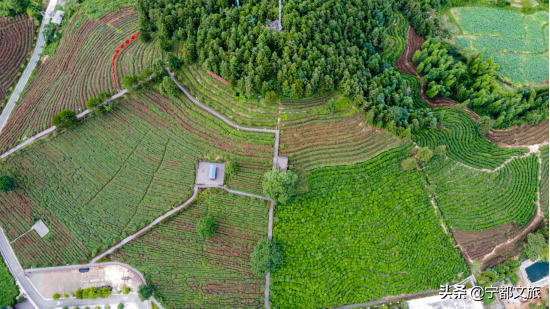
[167,70,280,167]
[0,0,58,134]
[0,227,149,309]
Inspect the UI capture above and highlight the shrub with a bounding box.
[464,281,473,289]
[138,285,153,302]
[250,237,284,276]
[434,145,446,156]
[417,147,434,162]
[118,304,124,309]
[0,175,15,192]
[325,99,336,114]
[262,168,298,205]
[122,284,131,295]
[17,296,24,303]
[159,76,180,97]
[196,215,216,239]
[166,52,181,70]
[63,293,69,298]
[401,157,417,171]
[524,233,548,261]
[225,161,238,177]
[53,293,60,300]
[52,109,78,129]
[477,116,495,135]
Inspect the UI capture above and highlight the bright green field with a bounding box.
[451,7,549,86]
[0,256,19,306]
[270,144,469,308]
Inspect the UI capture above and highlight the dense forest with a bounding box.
[135,0,546,130]
[414,38,549,129]
[136,0,443,135]
[0,0,42,19]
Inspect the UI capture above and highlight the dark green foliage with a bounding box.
[0,256,18,307]
[262,168,298,205]
[250,237,283,277]
[0,175,15,192]
[477,259,521,287]
[121,75,138,90]
[225,161,238,178]
[413,38,548,129]
[52,109,78,129]
[138,285,152,302]
[166,52,181,71]
[271,143,469,307]
[43,23,60,46]
[196,215,216,239]
[159,76,180,97]
[417,147,433,162]
[0,0,30,17]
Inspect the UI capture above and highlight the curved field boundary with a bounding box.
[395,25,549,147]
[0,0,57,136]
[112,31,139,87]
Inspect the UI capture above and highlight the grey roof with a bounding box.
[275,156,288,172]
[51,11,64,25]
[32,220,49,238]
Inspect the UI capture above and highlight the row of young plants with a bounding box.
[0,86,273,267]
[0,14,37,105]
[541,145,549,219]
[380,13,408,65]
[423,153,539,231]
[413,108,527,170]
[270,143,469,308]
[110,189,269,309]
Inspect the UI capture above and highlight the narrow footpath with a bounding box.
[0,0,58,134]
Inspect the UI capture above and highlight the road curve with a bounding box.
[0,0,58,134]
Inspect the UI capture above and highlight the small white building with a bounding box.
[32,220,49,238]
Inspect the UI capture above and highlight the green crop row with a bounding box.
[424,154,538,231]
[381,13,408,64]
[110,189,268,308]
[541,145,549,219]
[413,108,527,170]
[270,143,469,308]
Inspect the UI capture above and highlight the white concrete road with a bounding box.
[0,0,58,134]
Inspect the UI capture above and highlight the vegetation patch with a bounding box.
[0,89,273,267]
[423,154,539,231]
[541,145,549,219]
[0,255,19,307]
[451,7,549,86]
[110,189,268,309]
[270,144,469,308]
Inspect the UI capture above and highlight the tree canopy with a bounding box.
[138,285,152,302]
[52,109,78,129]
[0,175,15,192]
[196,215,216,239]
[524,232,549,262]
[159,76,180,97]
[262,168,298,205]
[250,237,284,276]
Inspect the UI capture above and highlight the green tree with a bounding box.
[196,215,216,239]
[137,285,152,302]
[52,109,78,129]
[122,284,131,295]
[121,75,138,90]
[524,232,548,261]
[401,157,417,171]
[118,304,124,309]
[53,293,60,300]
[152,59,167,77]
[477,116,495,135]
[325,99,336,114]
[264,91,278,104]
[159,76,180,97]
[63,293,69,298]
[0,175,15,192]
[262,168,298,205]
[434,145,446,157]
[76,288,83,299]
[166,52,181,70]
[417,147,434,162]
[250,237,284,276]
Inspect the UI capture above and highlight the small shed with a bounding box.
[275,156,289,172]
[32,220,49,238]
[209,164,217,180]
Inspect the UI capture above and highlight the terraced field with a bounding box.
[110,189,268,308]
[541,145,548,218]
[423,154,539,232]
[279,95,402,172]
[0,7,161,152]
[381,13,408,64]
[0,89,273,268]
[177,65,279,129]
[413,108,528,170]
[0,14,36,105]
[271,144,469,308]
